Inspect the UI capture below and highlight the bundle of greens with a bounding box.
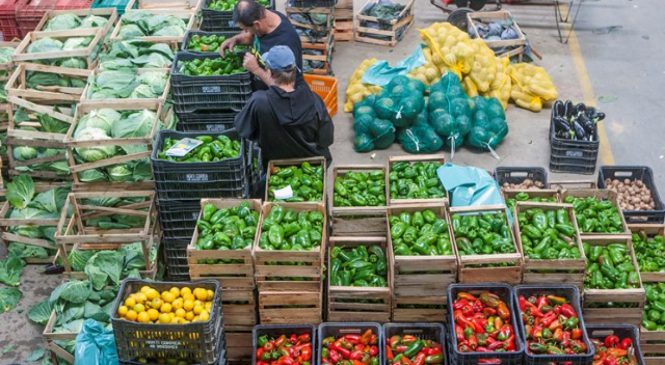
[99,40,174,70]
[2,175,71,260]
[118,12,188,39]
[85,69,168,100]
[43,13,109,31]
[72,109,162,182]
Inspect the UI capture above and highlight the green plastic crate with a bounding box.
[91,0,134,15]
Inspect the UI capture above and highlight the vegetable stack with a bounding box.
[321,329,380,365]
[389,160,446,201]
[389,209,453,256]
[452,211,515,255]
[330,244,387,287]
[583,241,640,290]
[194,202,258,257]
[517,206,581,260]
[552,100,605,142]
[518,293,589,356]
[158,135,241,162]
[179,54,245,76]
[255,332,312,365]
[452,290,517,353]
[333,170,386,207]
[643,283,665,331]
[259,205,324,251]
[563,194,627,234]
[632,228,665,274]
[267,161,325,202]
[386,334,445,364]
[187,33,227,53]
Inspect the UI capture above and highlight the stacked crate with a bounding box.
[0,40,19,176]
[0,0,20,41]
[333,0,353,41]
[286,1,335,75]
[201,0,274,31]
[354,0,414,47]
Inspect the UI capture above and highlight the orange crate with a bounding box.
[305,74,337,117]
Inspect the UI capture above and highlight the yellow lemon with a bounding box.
[147,309,159,321]
[151,297,163,310]
[133,303,145,313]
[183,293,195,303]
[193,305,203,315]
[194,288,207,301]
[118,305,128,317]
[170,316,180,324]
[204,302,212,312]
[160,303,173,313]
[183,299,194,311]
[194,300,203,308]
[146,289,159,301]
[126,310,138,322]
[124,297,136,308]
[180,287,192,297]
[140,286,151,294]
[161,291,175,303]
[135,293,147,304]
[158,313,171,324]
[185,311,195,321]
[169,287,181,298]
[206,289,214,301]
[175,308,186,318]
[172,298,183,310]
[137,311,150,323]
[198,310,209,322]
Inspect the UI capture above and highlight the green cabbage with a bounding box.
[108,165,132,182]
[44,14,81,31]
[111,110,156,138]
[13,146,38,161]
[79,15,108,28]
[62,37,92,51]
[118,24,145,39]
[74,128,116,162]
[27,38,63,53]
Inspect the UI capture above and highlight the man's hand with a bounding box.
[219,37,238,56]
[243,53,261,74]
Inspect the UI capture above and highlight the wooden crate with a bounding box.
[221,288,257,329]
[225,330,253,362]
[582,236,645,326]
[467,11,526,58]
[327,236,392,322]
[334,20,353,42]
[387,203,455,322]
[265,156,327,203]
[287,6,334,41]
[561,189,631,237]
[44,310,75,364]
[258,288,322,325]
[0,181,69,264]
[354,0,414,47]
[187,198,261,289]
[629,224,665,282]
[387,154,447,206]
[302,32,334,63]
[125,0,202,11]
[64,100,166,191]
[451,205,523,284]
[12,29,105,68]
[110,10,197,44]
[549,180,597,190]
[0,41,21,82]
[254,202,325,292]
[641,326,665,365]
[502,189,561,203]
[330,164,387,237]
[515,202,587,287]
[79,67,171,106]
[33,8,118,35]
[5,63,91,104]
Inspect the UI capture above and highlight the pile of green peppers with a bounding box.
[208,0,269,11]
[268,162,324,202]
[642,283,665,331]
[564,195,625,234]
[389,161,445,200]
[179,54,245,76]
[517,207,581,260]
[583,242,640,289]
[506,192,558,211]
[259,205,324,251]
[195,202,258,263]
[158,135,241,162]
[632,230,665,273]
[330,245,387,287]
[333,170,385,207]
[452,212,515,255]
[187,34,226,52]
[389,210,453,256]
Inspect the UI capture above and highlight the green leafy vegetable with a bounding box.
[0,255,26,286]
[28,299,53,325]
[6,175,35,209]
[0,287,21,313]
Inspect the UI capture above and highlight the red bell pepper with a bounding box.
[521,294,586,356]
[321,330,380,364]
[385,333,445,364]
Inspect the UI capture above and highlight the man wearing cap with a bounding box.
[219,0,303,90]
[234,45,333,167]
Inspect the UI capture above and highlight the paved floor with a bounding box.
[2,0,663,363]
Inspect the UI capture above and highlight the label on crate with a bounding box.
[186,173,210,182]
[201,86,221,93]
[165,138,203,157]
[565,150,584,158]
[206,124,226,132]
[273,185,294,200]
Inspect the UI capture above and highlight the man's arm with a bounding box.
[219,31,253,54]
[243,53,274,87]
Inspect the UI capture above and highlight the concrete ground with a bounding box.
[1,0,662,363]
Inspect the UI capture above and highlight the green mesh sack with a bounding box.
[467,95,508,152]
[398,125,443,154]
[354,133,375,152]
[429,109,456,137]
[370,118,396,149]
[486,97,506,120]
[413,109,429,127]
[353,113,374,135]
[430,72,465,97]
[446,131,465,151]
[354,94,377,114]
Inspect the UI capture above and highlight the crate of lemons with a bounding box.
[116,285,215,324]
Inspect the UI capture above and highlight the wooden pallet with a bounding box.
[629,224,665,282]
[6,63,91,104]
[387,154,447,206]
[451,205,523,284]
[582,236,645,326]
[187,199,261,289]
[354,0,414,47]
[327,236,392,322]
[330,164,387,237]
[265,156,327,203]
[258,289,322,324]
[515,202,586,287]
[561,189,631,237]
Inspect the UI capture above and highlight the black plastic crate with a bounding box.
[598,165,665,223]
[156,182,249,201]
[447,284,524,365]
[514,285,594,365]
[549,156,596,175]
[201,0,276,32]
[182,30,241,54]
[120,337,227,365]
[176,109,238,132]
[383,323,447,365]
[495,167,548,188]
[586,324,645,365]
[112,279,223,364]
[317,322,383,365]
[288,0,337,7]
[549,106,600,149]
[549,116,599,175]
[247,141,265,198]
[162,237,191,280]
[253,324,316,365]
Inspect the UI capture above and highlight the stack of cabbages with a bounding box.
[353,73,508,154]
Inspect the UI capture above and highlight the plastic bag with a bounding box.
[508,62,558,112]
[466,96,508,153]
[408,47,444,85]
[428,73,473,155]
[437,163,505,208]
[75,319,118,365]
[398,124,443,153]
[361,45,426,86]
[375,75,426,128]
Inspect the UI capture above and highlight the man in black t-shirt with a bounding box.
[219,0,303,90]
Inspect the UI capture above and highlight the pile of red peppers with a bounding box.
[591,335,638,365]
[321,329,379,365]
[452,291,516,353]
[386,334,445,364]
[519,294,588,356]
[255,333,312,365]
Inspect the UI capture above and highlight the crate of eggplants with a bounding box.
[551,100,606,143]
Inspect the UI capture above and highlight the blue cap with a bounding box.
[262,45,296,71]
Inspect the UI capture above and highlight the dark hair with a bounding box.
[270,68,297,85]
[233,0,266,27]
